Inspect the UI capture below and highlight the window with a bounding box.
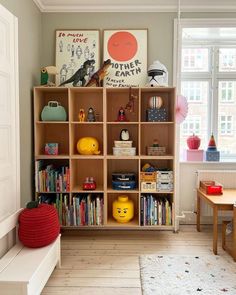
[176,22,236,161]
[219,115,233,135]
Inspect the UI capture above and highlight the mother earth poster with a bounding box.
[103,29,147,87]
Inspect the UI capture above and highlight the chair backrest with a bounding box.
[0,210,22,240]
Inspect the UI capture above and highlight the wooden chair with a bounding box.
[222,204,236,261]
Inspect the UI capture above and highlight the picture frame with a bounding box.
[103,29,148,87]
[55,29,100,86]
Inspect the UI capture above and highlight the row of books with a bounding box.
[38,193,103,226]
[35,161,70,192]
[140,195,172,226]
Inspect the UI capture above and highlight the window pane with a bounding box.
[181,81,208,103]
[180,81,209,155]
[218,100,236,158]
[219,48,236,72]
[219,81,236,103]
[181,48,209,72]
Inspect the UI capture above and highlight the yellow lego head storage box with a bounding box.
[112,195,134,223]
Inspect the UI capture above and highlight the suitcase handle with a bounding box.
[118,185,131,189]
[117,177,129,181]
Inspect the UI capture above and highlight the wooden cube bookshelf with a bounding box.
[34,86,176,230]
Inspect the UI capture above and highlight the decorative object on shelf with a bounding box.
[82,177,96,190]
[59,59,95,87]
[55,30,100,87]
[87,107,96,122]
[148,96,163,109]
[112,195,134,223]
[125,87,137,113]
[176,94,188,124]
[86,59,112,87]
[142,163,156,172]
[146,96,167,122]
[187,134,201,150]
[41,101,67,121]
[41,66,58,86]
[147,139,166,156]
[200,181,223,195]
[114,140,132,148]
[112,172,136,190]
[103,29,148,87]
[205,134,220,161]
[116,107,128,122]
[120,129,130,141]
[45,143,59,155]
[147,60,168,87]
[78,108,86,122]
[18,203,60,248]
[77,137,101,155]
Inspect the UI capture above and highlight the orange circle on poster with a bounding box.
[107,31,138,62]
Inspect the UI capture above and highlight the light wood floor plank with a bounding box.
[42,287,142,295]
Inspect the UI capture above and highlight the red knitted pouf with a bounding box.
[18,204,60,248]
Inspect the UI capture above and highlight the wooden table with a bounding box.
[197,188,236,255]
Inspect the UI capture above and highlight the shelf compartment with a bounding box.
[71,159,104,192]
[106,88,139,122]
[140,124,174,156]
[107,159,139,190]
[140,159,174,172]
[34,87,69,122]
[107,124,139,155]
[71,124,103,156]
[69,87,103,122]
[107,193,139,227]
[141,87,175,122]
[35,123,69,156]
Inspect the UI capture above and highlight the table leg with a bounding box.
[197,191,201,232]
[213,206,218,255]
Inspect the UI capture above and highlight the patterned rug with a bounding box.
[139,255,236,295]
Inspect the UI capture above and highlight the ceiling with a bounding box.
[33,0,236,13]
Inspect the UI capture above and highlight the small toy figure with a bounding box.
[78,109,86,122]
[125,87,137,113]
[83,177,96,190]
[87,107,96,122]
[120,129,130,141]
[153,139,159,147]
[86,59,112,87]
[117,107,128,122]
[147,60,168,87]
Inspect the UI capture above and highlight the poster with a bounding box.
[55,30,100,86]
[103,29,147,87]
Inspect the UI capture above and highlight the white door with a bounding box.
[0,4,20,222]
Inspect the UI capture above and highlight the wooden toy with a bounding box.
[205,134,220,161]
[148,96,163,109]
[120,129,130,141]
[77,137,101,155]
[78,109,86,122]
[117,107,128,122]
[112,196,134,223]
[87,107,96,122]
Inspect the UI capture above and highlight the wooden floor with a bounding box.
[42,225,232,295]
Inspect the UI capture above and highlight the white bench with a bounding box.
[0,210,61,295]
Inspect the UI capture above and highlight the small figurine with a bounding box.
[117,107,128,122]
[83,177,96,190]
[153,139,159,147]
[86,59,112,87]
[87,107,96,122]
[120,129,130,141]
[125,87,137,113]
[41,66,58,86]
[78,109,86,122]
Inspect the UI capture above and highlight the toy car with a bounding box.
[83,177,96,190]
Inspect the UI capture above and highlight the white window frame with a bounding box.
[219,115,233,136]
[173,18,236,162]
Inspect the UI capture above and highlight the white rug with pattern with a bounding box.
[140,255,236,295]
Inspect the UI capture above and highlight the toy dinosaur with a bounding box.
[59,59,95,87]
[41,66,58,86]
[86,59,111,87]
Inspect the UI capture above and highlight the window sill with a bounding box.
[179,161,236,164]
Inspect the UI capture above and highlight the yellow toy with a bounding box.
[77,137,101,155]
[78,109,86,122]
[112,195,134,223]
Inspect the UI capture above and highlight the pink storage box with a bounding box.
[184,149,204,161]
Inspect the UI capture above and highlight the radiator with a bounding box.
[196,170,236,216]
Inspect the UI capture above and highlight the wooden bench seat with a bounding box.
[0,210,61,295]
